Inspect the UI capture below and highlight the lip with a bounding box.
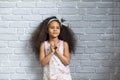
[53,33,58,34]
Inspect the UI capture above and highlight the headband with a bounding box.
[47,18,67,27]
[47,18,60,25]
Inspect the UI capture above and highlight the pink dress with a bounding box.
[43,40,72,80]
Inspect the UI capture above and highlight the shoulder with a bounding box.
[40,41,46,48]
[62,40,69,47]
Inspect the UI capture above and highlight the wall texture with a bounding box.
[0,0,120,80]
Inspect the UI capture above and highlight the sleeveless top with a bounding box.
[43,40,72,80]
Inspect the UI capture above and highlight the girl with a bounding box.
[30,16,76,80]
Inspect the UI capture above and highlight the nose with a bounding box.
[53,28,57,31]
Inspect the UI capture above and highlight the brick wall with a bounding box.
[0,0,120,80]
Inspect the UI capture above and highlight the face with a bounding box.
[48,21,60,38]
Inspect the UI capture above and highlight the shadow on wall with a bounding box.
[111,1,120,80]
[22,42,43,80]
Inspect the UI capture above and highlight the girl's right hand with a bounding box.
[50,41,55,54]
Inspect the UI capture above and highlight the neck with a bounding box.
[49,37,59,42]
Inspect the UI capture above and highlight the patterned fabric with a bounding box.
[43,40,72,80]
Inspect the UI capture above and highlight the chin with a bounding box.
[51,35,59,38]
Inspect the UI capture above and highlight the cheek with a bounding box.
[47,29,51,34]
[58,29,60,34]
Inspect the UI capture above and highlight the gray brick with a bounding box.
[85,48,95,54]
[100,34,114,41]
[2,15,22,21]
[0,8,12,14]
[72,28,85,34]
[90,53,111,60]
[62,0,79,1]
[0,74,10,79]
[78,8,86,15]
[72,73,91,79]
[22,0,40,2]
[11,74,30,79]
[0,67,16,73]
[36,2,56,8]
[22,15,42,21]
[75,47,85,53]
[9,21,29,28]
[71,54,90,60]
[85,28,112,34]
[13,8,32,15]
[86,41,105,47]
[0,2,16,8]
[113,34,120,41]
[113,41,120,47]
[70,59,80,66]
[29,21,42,28]
[1,61,20,67]
[77,2,96,8]
[117,2,120,7]
[0,34,18,41]
[0,16,1,21]
[9,54,36,61]
[96,2,114,8]
[70,67,75,73]
[86,8,108,15]
[59,15,82,21]
[0,28,17,34]
[17,2,36,8]
[21,67,41,74]
[113,47,120,53]
[58,8,79,15]
[113,15,120,20]
[108,8,120,15]
[102,0,120,2]
[80,60,102,67]
[76,66,95,73]
[41,0,60,1]
[32,8,58,14]
[0,54,8,60]
[96,67,114,73]
[57,2,76,8]
[83,15,113,21]
[0,0,21,2]
[0,21,10,28]
[79,34,102,41]
[95,47,114,53]
[14,48,33,54]
[76,40,87,47]
[0,48,14,54]
[101,41,114,47]
[81,0,101,2]
[89,21,113,28]
[0,41,7,47]
[70,21,90,28]
[8,41,27,48]
[17,28,25,34]
[91,73,110,79]
[20,61,40,67]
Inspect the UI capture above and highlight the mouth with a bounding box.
[53,33,58,34]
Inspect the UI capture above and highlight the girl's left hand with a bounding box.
[55,42,60,54]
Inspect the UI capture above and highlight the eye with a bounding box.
[56,26,60,29]
[50,26,54,29]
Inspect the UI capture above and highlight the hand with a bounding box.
[50,41,55,54]
[55,43,60,54]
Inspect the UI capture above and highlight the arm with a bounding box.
[39,42,54,67]
[55,41,70,66]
